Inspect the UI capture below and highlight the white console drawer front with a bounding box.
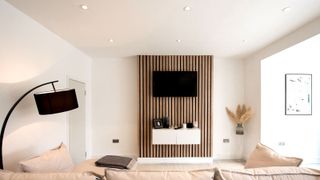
[176,129,200,144]
[152,129,176,144]
[152,128,200,145]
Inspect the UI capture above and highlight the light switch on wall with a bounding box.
[223,139,230,143]
[112,139,119,143]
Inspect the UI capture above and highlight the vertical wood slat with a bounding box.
[138,57,142,156]
[139,55,213,157]
[200,57,204,156]
[208,56,212,156]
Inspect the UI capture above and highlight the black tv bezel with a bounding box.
[152,71,198,97]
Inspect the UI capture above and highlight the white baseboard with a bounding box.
[212,154,243,160]
[138,157,214,164]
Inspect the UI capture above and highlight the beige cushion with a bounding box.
[105,168,214,180]
[0,170,12,180]
[0,171,97,180]
[214,166,320,180]
[19,143,74,172]
[245,143,303,168]
[72,159,105,175]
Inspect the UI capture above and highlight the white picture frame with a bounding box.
[285,74,312,115]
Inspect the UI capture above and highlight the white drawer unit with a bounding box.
[152,129,177,144]
[152,128,200,145]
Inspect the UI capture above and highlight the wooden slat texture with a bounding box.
[138,55,213,157]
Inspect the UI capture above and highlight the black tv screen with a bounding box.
[153,71,197,97]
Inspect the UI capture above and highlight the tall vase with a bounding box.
[236,123,244,135]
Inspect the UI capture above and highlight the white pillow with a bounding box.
[19,143,74,172]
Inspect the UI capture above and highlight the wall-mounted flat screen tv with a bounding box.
[153,71,197,97]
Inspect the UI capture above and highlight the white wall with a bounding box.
[243,16,320,158]
[213,57,245,159]
[0,0,92,171]
[261,34,320,164]
[5,0,320,165]
[2,0,246,166]
[91,57,139,157]
[91,56,245,160]
[243,58,261,158]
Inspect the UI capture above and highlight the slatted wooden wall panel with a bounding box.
[139,55,213,157]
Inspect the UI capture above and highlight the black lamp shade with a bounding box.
[34,89,78,115]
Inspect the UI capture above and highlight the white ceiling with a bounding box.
[6,0,320,59]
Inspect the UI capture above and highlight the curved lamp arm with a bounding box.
[0,80,58,169]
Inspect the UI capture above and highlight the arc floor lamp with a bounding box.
[0,80,78,169]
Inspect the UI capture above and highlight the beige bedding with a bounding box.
[0,171,96,180]
[72,159,320,180]
[105,168,215,180]
[215,166,320,180]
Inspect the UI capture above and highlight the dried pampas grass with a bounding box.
[225,104,253,124]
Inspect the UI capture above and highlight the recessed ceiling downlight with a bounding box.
[176,39,182,43]
[81,4,88,10]
[282,7,291,13]
[183,6,191,11]
[109,39,114,43]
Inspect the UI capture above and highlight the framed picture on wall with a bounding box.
[153,119,163,129]
[285,73,312,115]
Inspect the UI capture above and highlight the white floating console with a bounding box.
[152,128,200,145]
